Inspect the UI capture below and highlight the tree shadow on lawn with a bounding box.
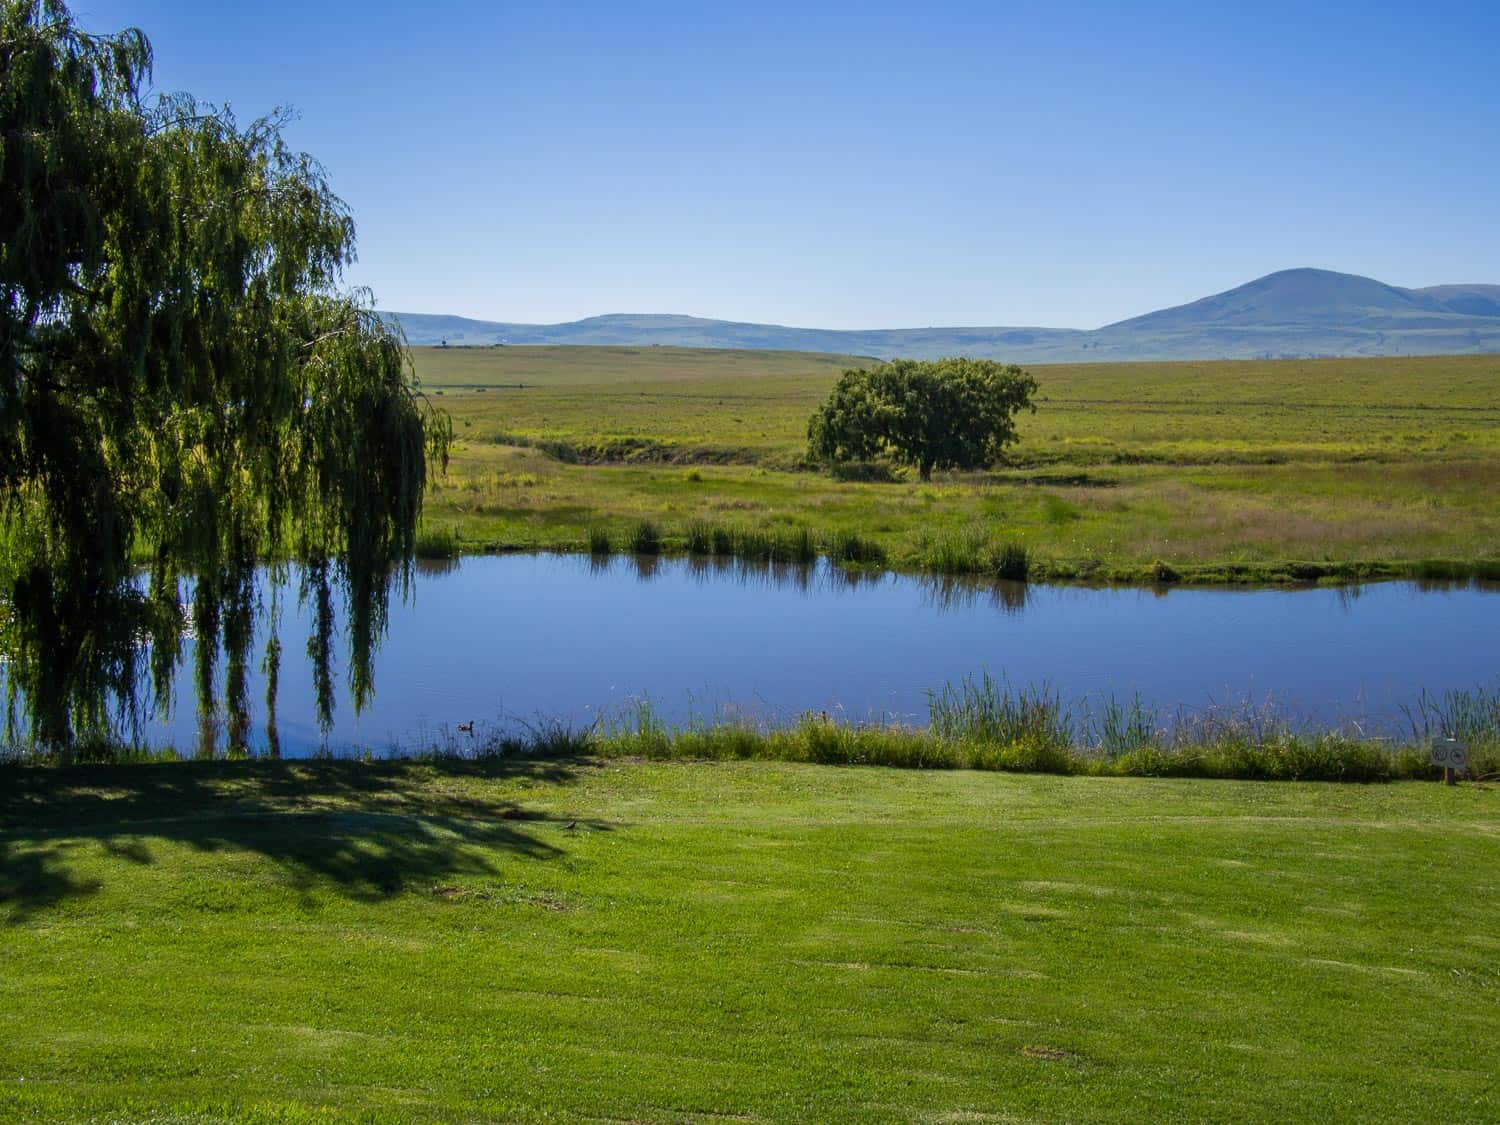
[0,757,608,922]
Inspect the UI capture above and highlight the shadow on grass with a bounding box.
[0,757,605,922]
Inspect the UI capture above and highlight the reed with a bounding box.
[928,672,1073,747]
[1402,684,1500,745]
[587,526,612,555]
[736,526,776,561]
[1086,692,1158,756]
[413,526,459,559]
[630,520,662,555]
[684,521,714,555]
[989,540,1030,581]
[710,525,736,556]
[785,526,817,565]
[12,679,1497,785]
[826,530,888,566]
[418,695,1488,782]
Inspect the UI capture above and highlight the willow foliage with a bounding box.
[0,1,451,749]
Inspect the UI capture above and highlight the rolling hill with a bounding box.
[389,268,1500,362]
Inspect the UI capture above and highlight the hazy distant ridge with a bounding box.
[390,268,1500,362]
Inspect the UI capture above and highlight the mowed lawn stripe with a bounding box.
[0,760,1495,1122]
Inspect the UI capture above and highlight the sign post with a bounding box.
[1430,737,1469,786]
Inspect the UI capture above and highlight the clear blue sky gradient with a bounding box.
[79,1,1500,328]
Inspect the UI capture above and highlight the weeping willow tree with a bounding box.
[0,1,451,751]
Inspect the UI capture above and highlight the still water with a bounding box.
[140,553,1500,756]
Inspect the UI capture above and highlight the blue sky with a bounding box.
[79,1,1500,328]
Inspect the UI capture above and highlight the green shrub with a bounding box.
[536,439,580,463]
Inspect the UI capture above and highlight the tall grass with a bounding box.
[990,541,1029,581]
[415,685,1491,782]
[1085,692,1158,756]
[736,526,776,561]
[785,526,817,565]
[1402,684,1500,745]
[631,520,662,555]
[601,520,888,570]
[710,526,736,556]
[929,673,1073,747]
[414,526,459,559]
[685,521,714,555]
[826,530,888,567]
[912,527,1030,580]
[725,525,814,564]
[918,526,990,574]
[13,680,1497,783]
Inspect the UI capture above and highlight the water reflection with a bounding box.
[532,553,1500,620]
[111,551,1499,757]
[1413,577,1500,595]
[919,573,1030,616]
[587,552,894,598]
[413,556,463,578]
[631,553,662,582]
[583,551,1045,611]
[1333,583,1366,612]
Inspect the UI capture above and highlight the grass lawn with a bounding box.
[411,347,1500,582]
[2,758,1496,1122]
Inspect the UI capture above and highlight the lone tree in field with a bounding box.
[808,358,1037,480]
[0,0,450,750]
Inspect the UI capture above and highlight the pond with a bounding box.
[136,553,1500,756]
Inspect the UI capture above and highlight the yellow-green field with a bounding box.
[414,346,1500,583]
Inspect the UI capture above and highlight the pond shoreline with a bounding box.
[426,539,1500,591]
[7,708,1497,785]
[9,671,1497,784]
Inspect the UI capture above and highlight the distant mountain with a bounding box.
[1105,269,1460,332]
[1413,284,1500,319]
[389,268,1500,363]
[386,311,1086,360]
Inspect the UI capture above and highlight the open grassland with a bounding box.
[2,758,1497,1123]
[413,347,1500,583]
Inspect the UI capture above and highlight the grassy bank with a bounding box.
[2,758,1496,1122]
[17,681,1500,785]
[571,679,1500,783]
[511,711,1500,785]
[411,346,1500,584]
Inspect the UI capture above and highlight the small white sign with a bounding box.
[1431,738,1469,771]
